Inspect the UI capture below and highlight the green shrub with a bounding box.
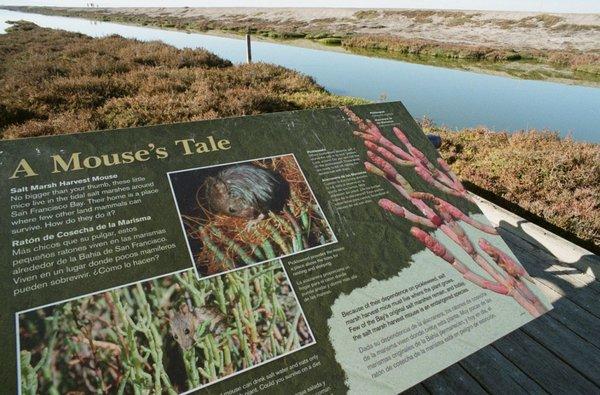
[318,37,342,45]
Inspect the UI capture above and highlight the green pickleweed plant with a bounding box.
[19,261,312,393]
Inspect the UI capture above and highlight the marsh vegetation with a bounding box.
[5,6,599,85]
[0,21,363,139]
[19,263,311,393]
[1,22,596,247]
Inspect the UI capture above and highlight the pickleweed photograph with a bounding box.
[168,154,336,279]
[18,260,314,394]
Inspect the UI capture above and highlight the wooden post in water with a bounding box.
[246,33,252,64]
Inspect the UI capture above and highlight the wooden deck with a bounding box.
[405,196,600,394]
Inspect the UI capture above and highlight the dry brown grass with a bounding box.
[0,21,363,139]
[424,122,600,246]
[516,14,564,28]
[354,10,380,20]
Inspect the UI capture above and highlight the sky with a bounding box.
[0,1,599,14]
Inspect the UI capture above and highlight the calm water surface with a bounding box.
[1,9,599,142]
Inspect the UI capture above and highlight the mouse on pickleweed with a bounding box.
[204,164,290,220]
[168,303,226,351]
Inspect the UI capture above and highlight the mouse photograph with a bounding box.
[168,154,336,279]
[18,261,314,394]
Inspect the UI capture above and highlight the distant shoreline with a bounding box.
[3,6,599,86]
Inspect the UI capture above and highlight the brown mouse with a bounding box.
[204,164,290,219]
[168,304,225,350]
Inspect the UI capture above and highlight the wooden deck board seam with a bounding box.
[520,316,600,386]
[498,228,598,288]
[489,342,553,393]
[542,311,600,353]
[514,328,600,389]
[499,233,600,318]
[458,346,547,394]
[456,360,494,394]
[530,272,600,319]
[491,330,598,393]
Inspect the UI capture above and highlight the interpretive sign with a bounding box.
[1,102,551,394]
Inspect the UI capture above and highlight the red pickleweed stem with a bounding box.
[479,239,547,315]
[410,227,545,317]
[478,239,531,281]
[342,107,548,317]
[412,192,497,235]
[343,106,472,202]
[366,160,441,226]
[379,199,437,228]
[410,227,510,295]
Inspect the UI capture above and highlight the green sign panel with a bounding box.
[1,102,551,394]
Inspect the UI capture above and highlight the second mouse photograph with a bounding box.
[168,154,337,279]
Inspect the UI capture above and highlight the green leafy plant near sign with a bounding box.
[18,262,312,394]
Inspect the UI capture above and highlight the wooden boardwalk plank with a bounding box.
[498,228,600,292]
[402,384,431,394]
[532,278,600,349]
[500,230,600,318]
[542,263,600,295]
[421,364,487,395]
[492,329,599,394]
[499,225,600,280]
[475,196,600,279]
[524,259,600,318]
[415,199,600,394]
[520,314,600,386]
[506,233,600,294]
[506,250,600,349]
[520,247,600,294]
[458,345,547,394]
[546,301,600,349]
